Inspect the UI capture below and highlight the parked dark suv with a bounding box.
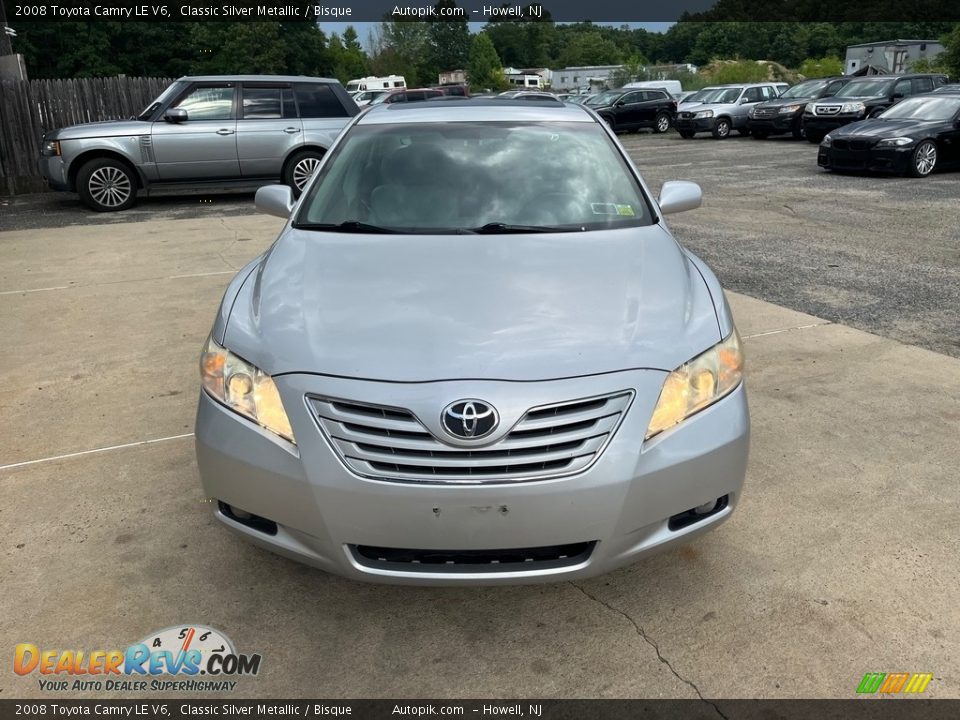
[37,75,358,211]
[802,73,949,143]
[584,88,677,133]
[748,76,852,139]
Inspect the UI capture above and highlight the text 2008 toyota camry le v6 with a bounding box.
[195,99,749,584]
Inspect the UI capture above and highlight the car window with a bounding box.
[834,79,894,98]
[242,86,283,119]
[880,96,960,120]
[825,80,846,96]
[296,121,654,233]
[761,86,778,100]
[294,83,349,118]
[172,85,234,120]
[140,81,187,120]
[894,79,912,97]
[622,92,643,104]
[713,88,743,103]
[912,77,933,94]
[743,87,763,103]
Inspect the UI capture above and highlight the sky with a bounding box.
[318,21,675,49]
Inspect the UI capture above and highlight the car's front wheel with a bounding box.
[712,118,731,139]
[654,112,671,133]
[908,140,937,178]
[77,158,137,212]
[284,149,326,197]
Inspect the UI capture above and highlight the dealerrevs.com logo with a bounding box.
[14,625,261,692]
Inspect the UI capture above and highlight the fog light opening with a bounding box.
[218,501,278,536]
[668,494,729,532]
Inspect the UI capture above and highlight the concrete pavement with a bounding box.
[1,214,957,701]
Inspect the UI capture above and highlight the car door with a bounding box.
[735,87,764,125]
[151,82,240,180]
[939,106,960,166]
[614,91,645,127]
[236,83,301,179]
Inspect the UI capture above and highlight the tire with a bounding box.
[654,112,671,134]
[712,118,731,139]
[600,115,616,132]
[791,122,805,140]
[76,157,137,212]
[284,149,326,197]
[907,140,937,178]
[751,131,769,140]
[679,130,695,139]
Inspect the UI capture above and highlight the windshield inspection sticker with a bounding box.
[591,203,635,216]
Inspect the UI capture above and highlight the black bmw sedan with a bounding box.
[818,94,960,177]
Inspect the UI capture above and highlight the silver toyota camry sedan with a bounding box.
[195,99,749,585]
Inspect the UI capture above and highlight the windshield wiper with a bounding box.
[293,221,400,234]
[470,222,581,234]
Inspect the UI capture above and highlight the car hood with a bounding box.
[833,117,936,137]
[222,225,723,382]
[756,97,815,109]
[49,119,149,140]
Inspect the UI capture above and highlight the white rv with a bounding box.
[346,75,407,93]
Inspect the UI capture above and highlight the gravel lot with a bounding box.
[3,131,958,358]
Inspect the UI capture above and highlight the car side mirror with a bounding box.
[255,185,294,219]
[739,97,752,104]
[163,108,188,123]
[659,180,702,215]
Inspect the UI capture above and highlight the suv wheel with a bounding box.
[285,149,326,197]
[77,158,137,212]
[908,140,937,177]
[712,118,731,139]
[654,112,671,133]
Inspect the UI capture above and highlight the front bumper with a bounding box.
[37,154,70,191]
[802,114,862,135]
[748,113,800,134]
[818,146,913,173]
[675,117,716,133]
[195,371,750,585]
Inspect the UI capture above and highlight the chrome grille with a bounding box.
[310,391,633,484]
[752,107,779,119]
[815,105,841,116]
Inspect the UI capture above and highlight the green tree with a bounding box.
[467,32,507,91]
[369,21,430,86]
[936,24,960,78]
[428,1,471,76]
[558,30,621,67]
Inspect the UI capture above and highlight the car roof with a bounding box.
[177,75,339,84]
[358,99,595,125]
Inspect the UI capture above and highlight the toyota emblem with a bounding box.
[441,399,499,440]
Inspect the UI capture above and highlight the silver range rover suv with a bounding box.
[37,75,358,211]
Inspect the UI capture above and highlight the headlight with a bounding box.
[779,104,803,114]
[694,110,714,119]
[41,140,61,157]
[875,137,914,147]
[821,134,832,147]
[840,102,865,114]
[645,332,744,440]
[200,336,295,443]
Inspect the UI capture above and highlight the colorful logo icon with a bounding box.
[857,672,933,695]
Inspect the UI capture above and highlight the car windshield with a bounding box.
[834,79,894,98]
[138,81,186,120]
[584,90,622,107]
[780,80,828,98]
[698,87,742,104]
[295,121,652,233]
[880,96,960,120]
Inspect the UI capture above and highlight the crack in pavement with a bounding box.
[570,582,729,720]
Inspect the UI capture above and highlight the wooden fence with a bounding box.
[0,76,173,195]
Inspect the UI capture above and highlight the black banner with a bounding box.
[3,0,960,23]
[2,700,960,720]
